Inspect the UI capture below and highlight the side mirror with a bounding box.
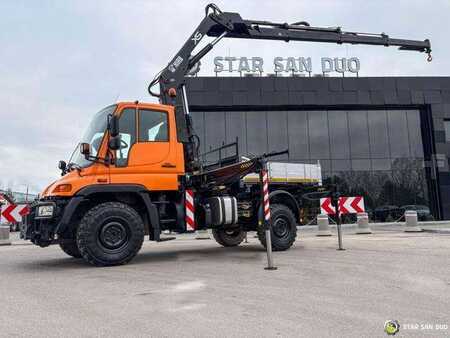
[108,137,121,151]
[108,114,119,138]
[80,142,91,158]
[58,160,66,171]
[58,160,67,175]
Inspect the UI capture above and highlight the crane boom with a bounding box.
[148,3,432,171]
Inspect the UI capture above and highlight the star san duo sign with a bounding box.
[213,56,361,75]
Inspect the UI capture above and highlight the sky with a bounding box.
[0,0,449,194]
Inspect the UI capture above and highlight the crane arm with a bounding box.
[148,3,432,171]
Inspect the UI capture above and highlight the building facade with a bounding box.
[186,76,450,220]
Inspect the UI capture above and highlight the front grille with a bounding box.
[23,198,69,245]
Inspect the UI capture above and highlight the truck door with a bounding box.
[109,105,183,191]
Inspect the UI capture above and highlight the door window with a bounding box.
[139,109,169,142]
[116,108,136,167]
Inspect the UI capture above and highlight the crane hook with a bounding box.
[427,51,433,62]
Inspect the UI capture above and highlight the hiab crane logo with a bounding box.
[168,55,184,73]
[191,31,202,45]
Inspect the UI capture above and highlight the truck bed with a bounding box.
[243,162,322,186]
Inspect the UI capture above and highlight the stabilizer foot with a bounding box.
[264,267,278,270]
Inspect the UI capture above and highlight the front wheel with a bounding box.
[59,240,82,258]
[76,202,144,267]
[257,204,297,251]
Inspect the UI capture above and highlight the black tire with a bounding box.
[257,204,297,251]
[59,241,82,258]
[212,227,246,247]
[76,202,144,267]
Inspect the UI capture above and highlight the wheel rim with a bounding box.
[272,216,290,238]
[225,229,240,237]
[98,218,130,253]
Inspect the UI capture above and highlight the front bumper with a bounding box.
[22,198,69,247]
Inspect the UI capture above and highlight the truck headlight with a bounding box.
[37,205,54,218]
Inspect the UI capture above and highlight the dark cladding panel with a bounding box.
[424,91,442,104]
[357,91,371,105]
[202,77,220,91]
[225,111,247,157]
[274,78,289,91]
[287,110,309,160]
[328,78,343,92]
[328,110,350,159]
[308,110,330,160]
[348,110,370,158]
[332,159,351,171]
[388,110,410,158]
[407,110,424,158]
[267,111,288,160]
[232,92,248,105]
[246,111,268,156]
[368,110,390,158]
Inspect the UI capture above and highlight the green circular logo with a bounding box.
[384,320,400,335]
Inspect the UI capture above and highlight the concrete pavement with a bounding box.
[1,227,449,337]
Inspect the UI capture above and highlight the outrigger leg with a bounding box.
[259,159,277,270]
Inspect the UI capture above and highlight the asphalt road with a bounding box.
[1,228,449,337]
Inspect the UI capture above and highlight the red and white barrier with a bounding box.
[320,196,365,215]
[185,189,196,231]
[0,203,30,224]
[262,170,270,221]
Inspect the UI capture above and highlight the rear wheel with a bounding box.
[59,240,82,258]
[257,204,297,251]
[76,202,144,267]
[212,227,246,247]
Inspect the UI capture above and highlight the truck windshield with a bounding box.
[68,105,117,168]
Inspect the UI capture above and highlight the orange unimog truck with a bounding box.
[22,4,432,266]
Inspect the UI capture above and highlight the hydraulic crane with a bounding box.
[148,3,432,172]
[22,4,432,267]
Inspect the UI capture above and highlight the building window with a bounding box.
[195,108,431,219]
[444,120,450,142]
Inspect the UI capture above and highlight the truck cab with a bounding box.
[43,102,185,199]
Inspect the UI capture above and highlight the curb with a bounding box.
[299,220,450,231]
[0,240,32,247]
[422,228,450,234]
